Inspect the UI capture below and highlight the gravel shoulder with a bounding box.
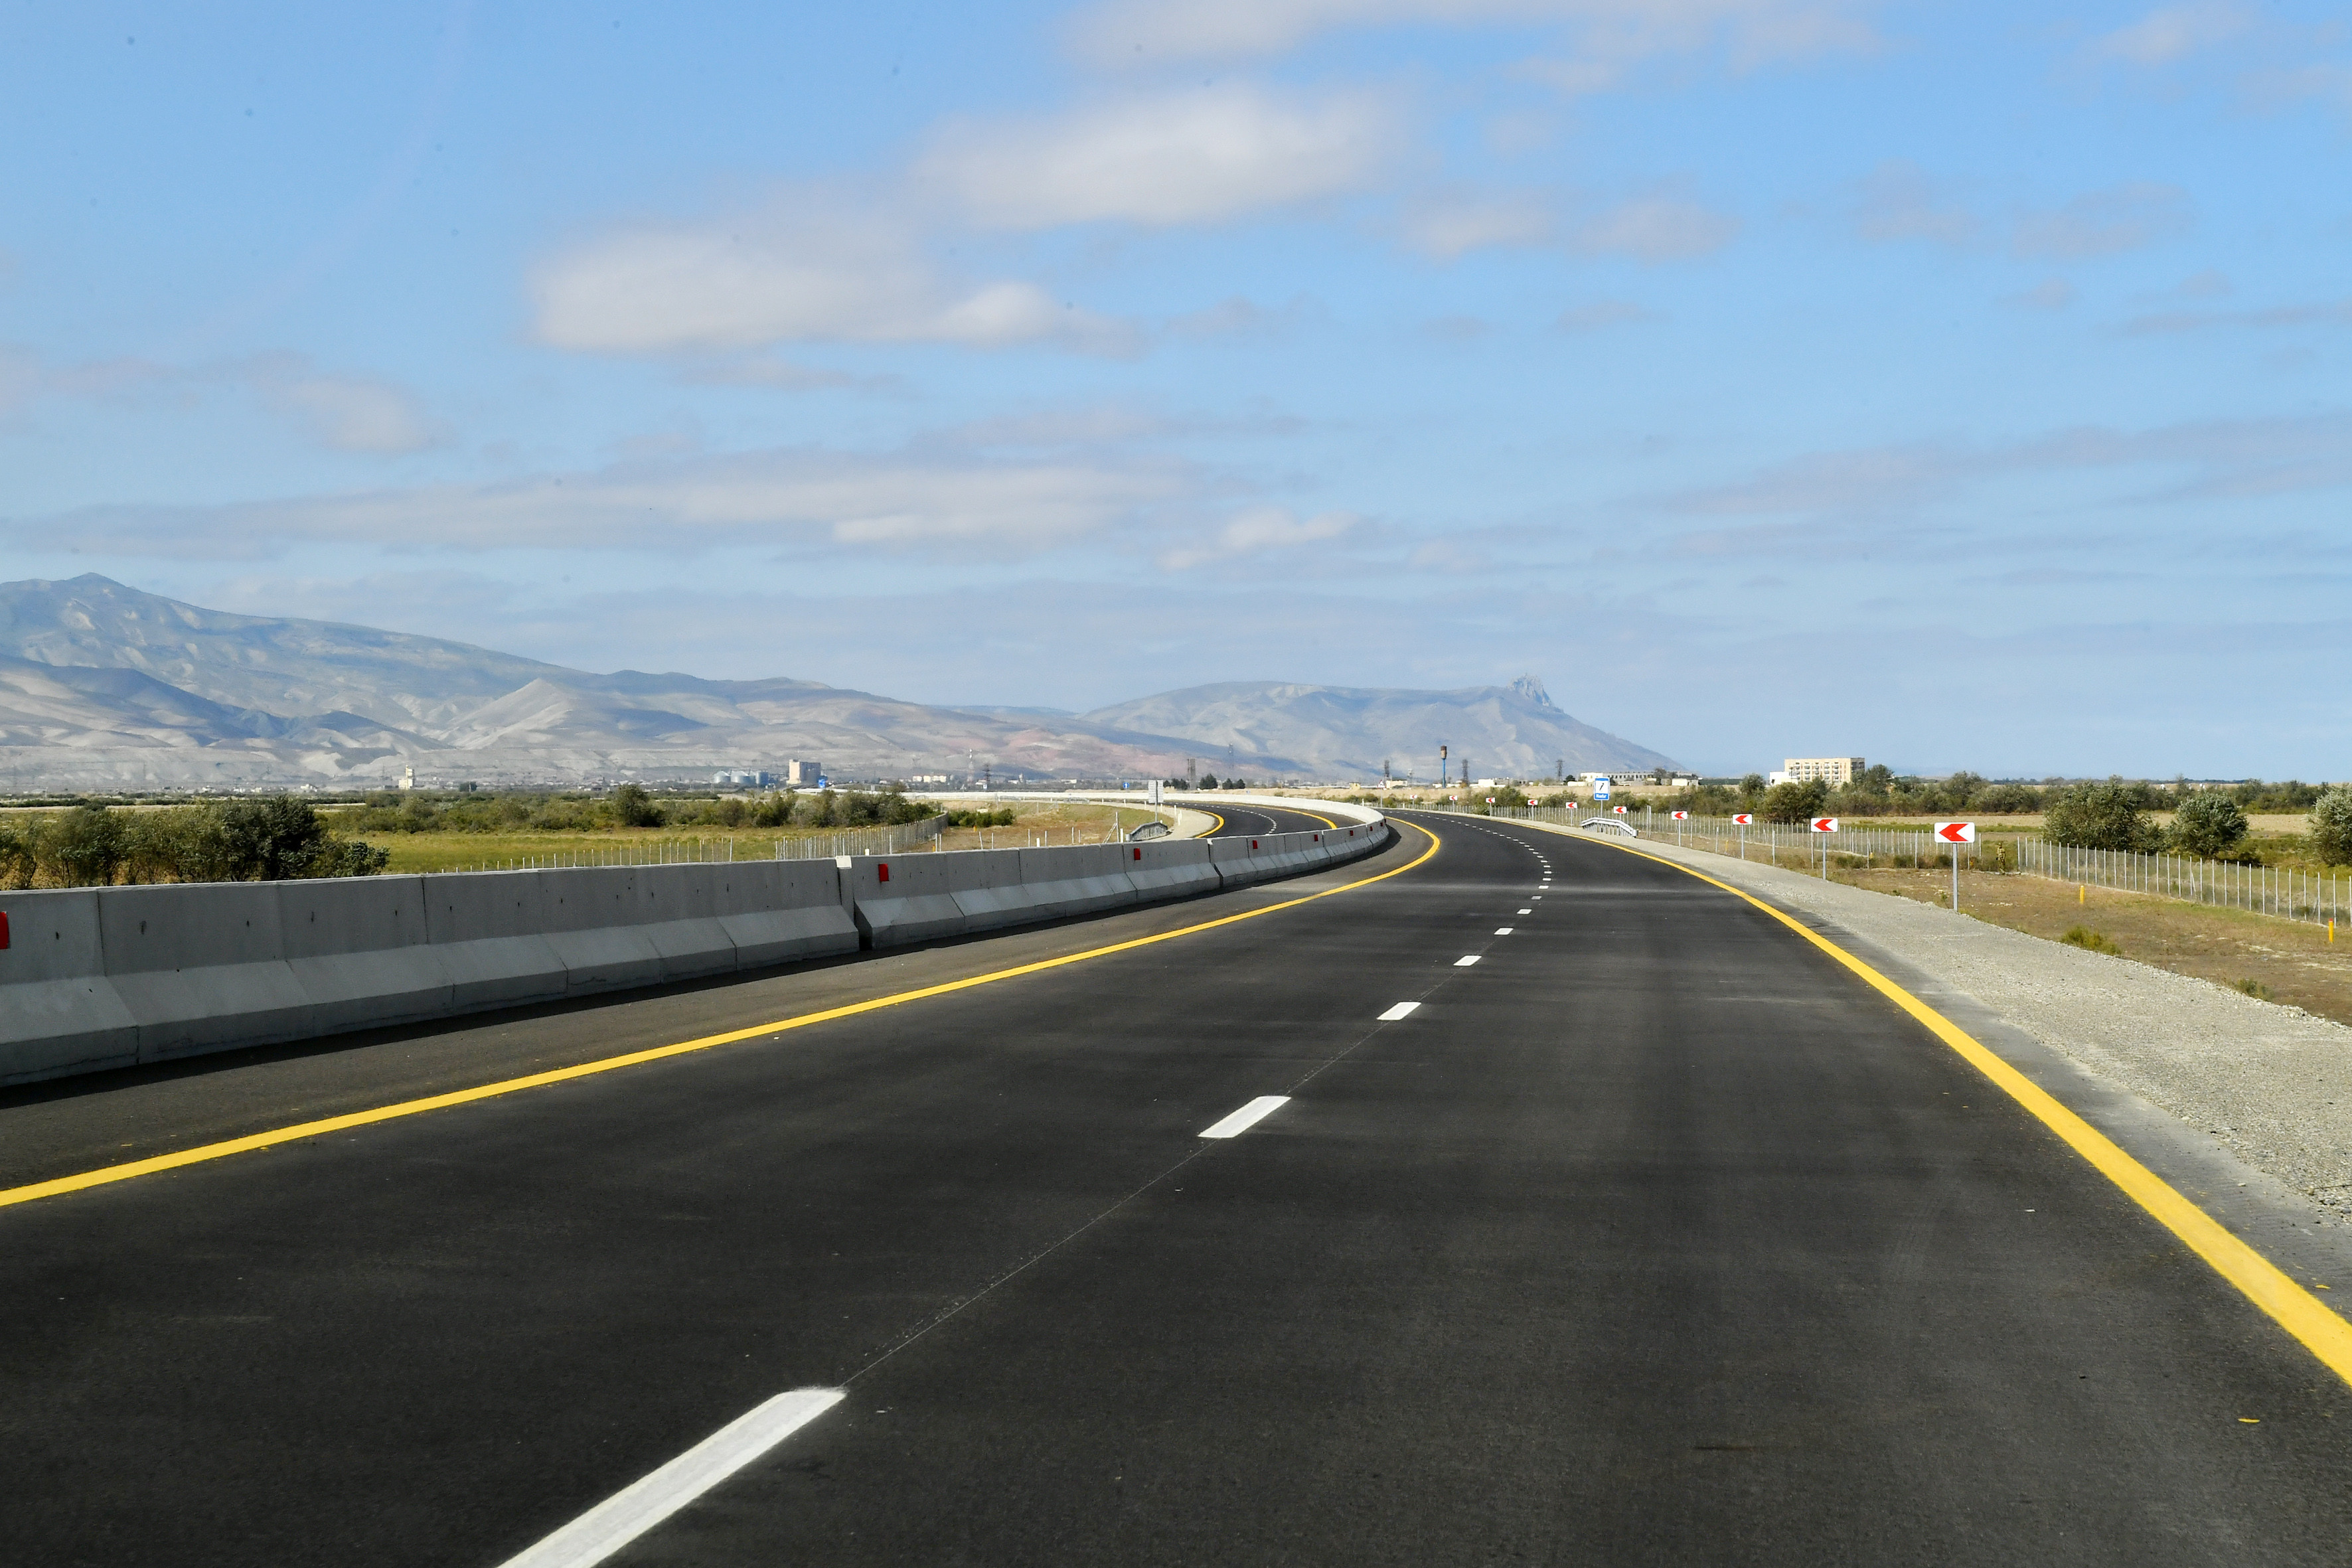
[1516,821,2352,1273]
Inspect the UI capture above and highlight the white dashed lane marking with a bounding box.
[1377,1001,1421,1021]
[1200,1096,1292,1139]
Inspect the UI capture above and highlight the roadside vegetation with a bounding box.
[0,798,388,888]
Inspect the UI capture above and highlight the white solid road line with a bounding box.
[495,1387,844,1568]
[1377,1001,1422,1021]
[1494,927,1514,935]
[1454,955,1481,967]
[1200,1095,1292,1139]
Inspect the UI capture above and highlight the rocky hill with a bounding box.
[0,576,1675,790]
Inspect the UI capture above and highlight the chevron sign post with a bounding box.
[1810,816,1838,880]
[1670,809,1689,846]
[1936,821,1976,912]
[1731,811,1753,860]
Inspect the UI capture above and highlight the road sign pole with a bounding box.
[1954,832,1961,913]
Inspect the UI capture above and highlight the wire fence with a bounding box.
[426,814,947,874]
[1423,803,2352,932]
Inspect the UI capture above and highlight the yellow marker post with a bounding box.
[2079,884,2086,905]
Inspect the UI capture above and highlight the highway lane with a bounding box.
[1200,801,1337,836]
[3,811,2350,1565]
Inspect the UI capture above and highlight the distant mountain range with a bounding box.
[0,576,1676,789]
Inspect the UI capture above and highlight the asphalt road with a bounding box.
[1200,801,1339,836]
[2,811,2347,1566]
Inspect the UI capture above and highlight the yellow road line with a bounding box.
[0,822,1436,1214]
[1508,815,2352,1390]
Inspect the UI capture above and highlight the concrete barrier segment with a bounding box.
[1014,843,1140,921]
[840,853,971,949]
[0,888,139,1084]
[945,849,1035,933]
[98,882,316,1063]
[714,860,860,969]
[277,876,455,1037]
[1127,837,1220,899]
[422,871,570,1012]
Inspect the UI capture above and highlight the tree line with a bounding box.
[0,799,389,889]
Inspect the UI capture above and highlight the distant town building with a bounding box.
[787,759,823,787]
[397,766,416,792]
[1778,756,1864,785]
[713,769,773,788]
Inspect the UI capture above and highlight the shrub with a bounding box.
[2310,788,2352,866]
[0,820,33,888]
[2234,978,2275,1000]
[2043,778,2159,852]
[2059,926,2122,955]
[2168,792,2249,860]
[611,783,665,828]
[1759,778,1828,823]
[34,804,126,886]
[1973,783,2041,815]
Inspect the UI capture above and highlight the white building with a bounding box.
[1781,756,1865,785]
[787,759,824,787]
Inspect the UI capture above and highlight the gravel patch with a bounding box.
[1547,825,2352,1227]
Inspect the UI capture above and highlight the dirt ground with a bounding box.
[1839,864,2352,1027]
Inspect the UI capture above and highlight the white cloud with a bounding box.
[1850,160,1977,246]
[532,202,1133,354]
[250,364,441,453]
[2011,183,2193,260]
[0,347,440,453]
[1576,193,1740,260]
[2005,277,2075,311]
[1555,299,1656,330]
[2096,3,2250,65]
[1401,189,1557,256]
[1067,0,1881,70]
[1157,507,1356,570]
[15,447,1190,560]
[915,86,1399,228]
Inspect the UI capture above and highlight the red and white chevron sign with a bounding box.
[1731,813,1754,825]
[1810,817,1838,833]
[1935,821,1976,844]
[1612,805,1628,815]
[1670,811,1689,820]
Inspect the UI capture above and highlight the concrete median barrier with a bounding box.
[100,882,315,1062]
[422,872,569,1012]
[279,875,453,1038]
[1016,843,1140,921]
[0,889,139,1083]
[2,803,1388,1085]
[714,860,860,969]
[842,853,970,949]
[943,849,1033,934]
[1125,837,1219,900]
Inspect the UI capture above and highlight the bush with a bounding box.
[35,804,126,886]
[2043,778,2160,852]
[611,783,665,828]
[2310,789,2352,866]
[2059,926,2122,955]
[0,820,35,888]
[2234,978,2275,1000]
[1974,783,2042,815]
[1759,778,1828,823]
[2168,792,2249,860]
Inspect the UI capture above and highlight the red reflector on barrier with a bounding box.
[878,863,890,882]
[0,911,9,950]
[1133,846,1142,860]
[1251,839,1259,849]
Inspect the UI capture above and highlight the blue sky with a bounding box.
[3,1,2348,777]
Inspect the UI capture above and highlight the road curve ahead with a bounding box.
[2,811,2348,1566]
[1197,799,1341,836]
